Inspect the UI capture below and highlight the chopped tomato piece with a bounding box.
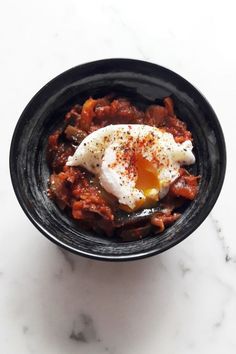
[170,175,199,200]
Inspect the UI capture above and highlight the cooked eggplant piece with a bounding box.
[64,125,87,144]
[119,223,152,241]
[114,206,164,228]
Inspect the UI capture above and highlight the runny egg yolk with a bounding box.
[135,155,160,206]
[119,154,160,212]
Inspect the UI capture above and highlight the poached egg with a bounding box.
[67,124,195,211]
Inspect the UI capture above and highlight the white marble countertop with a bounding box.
[1,0,235,353]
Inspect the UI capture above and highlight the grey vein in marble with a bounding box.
[58,247,75,271]
[183,291,190,299]
[54,268,64,280]
[178,260,191,276]
[70,330,87,343]
[22,325,29,334]
[210,214,236,263]
[214,275,236,296]
[106,3,149,61]
[70,314,99,344]
[213,310,225,328]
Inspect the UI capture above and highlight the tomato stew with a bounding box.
[47,95,199,240]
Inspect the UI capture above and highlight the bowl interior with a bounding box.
[10,59,226,260]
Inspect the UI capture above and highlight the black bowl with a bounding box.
[10,59,226,261]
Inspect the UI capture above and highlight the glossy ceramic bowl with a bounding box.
[10,59,226,261]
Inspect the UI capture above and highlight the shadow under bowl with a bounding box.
[10,58,226,261]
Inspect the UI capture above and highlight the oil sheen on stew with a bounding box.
[47,95,199,241]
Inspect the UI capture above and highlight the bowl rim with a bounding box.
[9,58,227,261]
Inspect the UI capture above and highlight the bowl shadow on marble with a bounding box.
[55,248,173,351]
[16,235,190,353]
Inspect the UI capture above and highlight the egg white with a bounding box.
[67,124,195,210]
